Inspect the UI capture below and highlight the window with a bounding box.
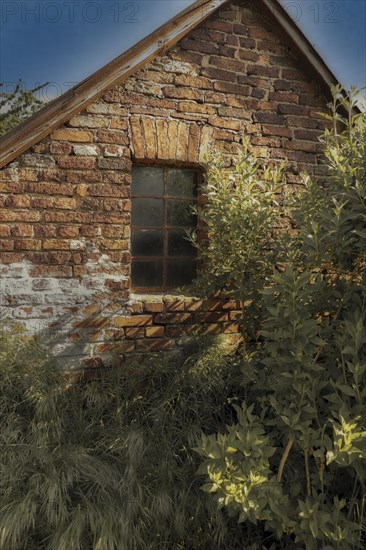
[131,165,199,291]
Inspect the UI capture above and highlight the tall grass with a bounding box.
[0,326,254,549]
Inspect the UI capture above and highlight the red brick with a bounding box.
[163,87,204,101]
[125,328,145,339]
[209,56,244,72]
[26,182,74,196]
[48,252,72,264]
[282,68,307,81]
[247,65,279,79]
[96,129,129,145]
[177,102,216,115]
[0,225,10,236]
[165,300,186,312]
[238,37,256,49]
[5,195,31,208]
[51,129,93,142]
[0,252,24,263]
[237,49,260,62]
[201,67,237,82]
[34,225,57,238]
[15,239,42,251]
[58,226,80,238]
[97,158,132,171]
[294,128,322,141]
[213,81,250,95]
[43,239,70,250]
[277,104,310,116]
[247,25,273,40]
[154,313,192,325]
[146,326,165,338]
[113,315,153,327]
[143,302,164,313]
[233,23,249,36]
[284,139,316,153]
[0,182,24,194]
[175,74,212,89]
[181,38,219,55]
[105,280,129,291]
[269,91,299,103]
[57,156,96,170]
[217,45,237,58]
[30,265,72,277]
[0,240,14,251]
[50,142,72,155]
[256,39,284,54]
[0,210,41,222]
[253,112,286,125]
[273,79,292,91]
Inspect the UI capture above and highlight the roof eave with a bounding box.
[0,0,228,169]
[0,0,344,169]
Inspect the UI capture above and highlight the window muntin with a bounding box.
[131,166,198,291]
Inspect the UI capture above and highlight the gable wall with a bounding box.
[0,0,329,369]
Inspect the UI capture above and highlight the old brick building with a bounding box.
[0,0,341,366]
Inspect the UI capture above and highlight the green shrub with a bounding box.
[0,327,255,549]
[194,87,366,549]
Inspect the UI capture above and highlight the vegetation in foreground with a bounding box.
[194,86,366,548]
[0,87,365,549]
[0,328,256,550]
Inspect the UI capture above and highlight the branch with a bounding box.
[277,437,294,482]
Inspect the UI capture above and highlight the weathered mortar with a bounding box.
[0,0,330,368]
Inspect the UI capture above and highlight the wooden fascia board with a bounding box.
[0,0,229,169]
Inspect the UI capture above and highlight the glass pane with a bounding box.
[132,260,163,288]
[168,231,196,257]
[167,200,196,227]
[132,230,164,256]
[132,198,163,227]
[167,169,198,197]
[132,166,164,196]
[167,260,196,287]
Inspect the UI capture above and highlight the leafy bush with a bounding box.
[194,87,366,549]
[0,327,254,549]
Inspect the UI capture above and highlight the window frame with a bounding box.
[130,163,202,293]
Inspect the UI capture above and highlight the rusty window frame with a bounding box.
[131,165,201,292]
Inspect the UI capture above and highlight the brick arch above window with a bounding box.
[129,115,212,163]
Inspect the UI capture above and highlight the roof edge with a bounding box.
[0,0,344,169]
[0,0,228,169]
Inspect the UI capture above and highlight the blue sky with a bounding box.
[0,0,365,102]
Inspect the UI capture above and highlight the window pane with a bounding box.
[132,260,163,288]
[168,231,196,257]
[132,230,164,256]
[167,260,196,286]
[167,200,196,227]
[132,198,163,227]
[167,169,197,196]
[132,166,164,196]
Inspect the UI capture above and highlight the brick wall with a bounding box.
[0,0,329,368]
